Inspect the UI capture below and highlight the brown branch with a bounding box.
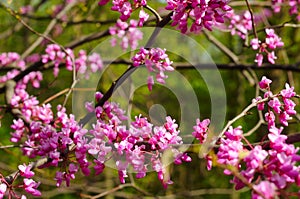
[102,59,300,71]
[173,62,300,71]
[145,5,162,23]
[65,30,110,49]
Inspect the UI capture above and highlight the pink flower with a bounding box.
[268,97,281,114]
[280,83,295,98]
[259,76,272,89]
[94,160,105,175]
[252,181,277,199]
[265,29,284,49]
[227,10,253,39]
[23,178,41,197]
[255,53,263,66]
[116,160,128,183]
[224,126,243,141]
[253,96,264,110]
[166,0,231,33]
[147,76,154,91]
[55,171,64,187]
[265,111,276,128]
[192,118,210,143]
[271,0,300,21]
[283,98,296,115]
[138,9,149,26]
[10,119,26,143]
[244,146,268,170]
[132,47,173,91]
[18,164,35,178]
[279,111,292,126]
[217,126,244,174]
[251,38,260,50]
[251,29,283,66]
[0,183,7,199]
[109,19,143,51]
[98,0,109,6]
[267,51,277,64]
[19,5,33,14]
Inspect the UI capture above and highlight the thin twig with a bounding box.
[63,79,78,107]
[229,1,271,7]
[42,88,96,104]
[21,14,117,25]
[81,183,133,199]
[20,2,76,59]
[244,119,264,137]
[0,3,78,106]
[42,88,70,104]
[145,5,162,23]
[203,30,240,64]
[0,145,20,149]
[245,0,258,38]
[0,2,75,66]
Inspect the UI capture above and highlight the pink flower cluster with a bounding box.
[99,0,149,25]
[19,5,33,14]
[193,76,299,198]
[10,88,52,124]
[256,76,296,127]
[87,92,191,187]
[0,52,25,83]
[9,88,192,194]
[0,52,25,70]
[0,164,41,198]
[75,51,104,79]
[250,29,284,66]
[10,99,90,187]
[165,0,232,33]
[109,19,143,51]
[42,44,103,77]
[192,118,210,144]
[226,10,252,40]
[272,0,300,21]
[0,53,44,90]
[132,47,174,91]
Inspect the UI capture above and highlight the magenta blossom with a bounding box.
[259,76,272,89]
[132,47,174,91]
[192,118,210,143]
[23,179,41,197]
[18,164,35,178]
[0,183,7,199]
[252,181,278,199]
[251,29,284,66]
[166,0,231,33]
